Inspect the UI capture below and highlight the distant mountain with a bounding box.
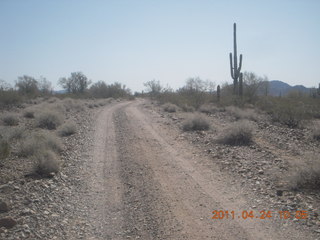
[267,80,311,96]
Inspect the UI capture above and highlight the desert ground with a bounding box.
[1,97,320,239]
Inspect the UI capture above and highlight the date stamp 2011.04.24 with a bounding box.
[212,210,308,220]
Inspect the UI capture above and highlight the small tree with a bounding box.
[38,76,53,95]
[16,75,39,96]
[243,71,264,103]
[59,72,91,94]
[144,79,162,96]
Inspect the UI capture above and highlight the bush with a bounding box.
[19,132,62,157]
[32,150,60,176]
[311,123,320,141]
[58,121,77,137]
[0,136,10,160]
[289,155,320,190]
[182,115,210,131]
[23,110,35,118]
[218,120,253,145]
[0,90,22,107]
[226,106,258,121]
[181,105,195,112]
[4,127,25,140]
[199,104,218,114]
[1,114,19,126]
[163,103,178,113]
[62,98,84,112]
[36,111,63,130]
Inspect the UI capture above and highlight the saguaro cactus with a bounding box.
[217,85,221,102]
[239,73,243,97]
[229,23,243,95]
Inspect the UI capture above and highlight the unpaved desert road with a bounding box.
[78,99,311,240]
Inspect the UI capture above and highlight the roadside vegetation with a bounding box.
[0,72,134,180]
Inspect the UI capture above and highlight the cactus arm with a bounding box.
[238,54,242,72]
[229,53,234,79]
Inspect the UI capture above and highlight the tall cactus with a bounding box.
[229,23,243,95]
[217,85,221,102]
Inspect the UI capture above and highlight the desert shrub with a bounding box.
[311,124,320,141]
[0,90,22,107]
[289,155,320,190]
[271,105,305,128]
[0,136,10,160]
[226,106,258,121]
[182,115,210,131]
[32,150,60,176]
[19,132,62,157]
[62,98,84,112]
[5,127,25,140]
[88,104,94,109]
[199,104,218,114]
[47,97,60,103]
[181,104,195,112]
[163,103,178,113]
[35,110,63,130]
[23,110,35,118]
[218,120,253,145]
[58,121,77,137]
[1,114,19,126]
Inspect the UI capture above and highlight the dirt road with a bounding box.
[78,99,311,240]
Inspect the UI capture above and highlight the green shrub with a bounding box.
[36,111,63,130]
[19,132,62,157]
[1,114,19,126]
[218,120,253,145]
[163,103,178,113]
[182,115,210,131]
[58,121,77,137]
[32,150,60,176]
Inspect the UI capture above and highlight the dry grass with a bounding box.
[58,121,77,137]
[163,103,178,113]
[62,98,84,112]
[226,106,258,121]
[288,154,320,190]
[1,114,19,126]
[182,115,210,131]
[199,104,218,114]
[218,120,253,145]
[19,131,62,157]
[35,110,63,130]
[32,150,60,176]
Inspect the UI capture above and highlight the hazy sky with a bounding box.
[1,0,319,92]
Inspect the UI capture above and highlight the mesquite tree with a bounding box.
[229,23,243,96]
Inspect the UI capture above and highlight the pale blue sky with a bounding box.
[0,0,319,92]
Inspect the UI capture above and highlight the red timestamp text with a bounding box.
[211,210,308,220]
